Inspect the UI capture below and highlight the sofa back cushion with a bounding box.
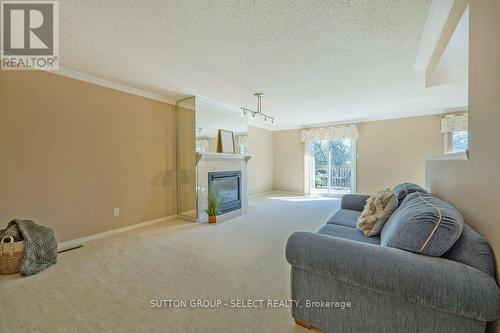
[381,192,463,256]
[393,182,427,205]
[443,223,495,276]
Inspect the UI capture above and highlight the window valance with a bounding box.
[441,113,468,133]
[300,125,359,142]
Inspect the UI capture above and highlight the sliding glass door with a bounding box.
[308,139,355,195]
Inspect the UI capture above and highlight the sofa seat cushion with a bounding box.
[381,192,464,256]
[318,224,380,245]
[326,209,361,228]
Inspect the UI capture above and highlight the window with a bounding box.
[196,138,209,152]
[234,134,248,155]
[239,144,248,155]
[441,113,468,154]
[307,139,356,195]
[445,130,468,154]
[301,125,359,195]
[450,130,468,153]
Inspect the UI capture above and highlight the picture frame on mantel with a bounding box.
[217,129,235,154]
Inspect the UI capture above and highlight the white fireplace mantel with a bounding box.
[196,152,253,164]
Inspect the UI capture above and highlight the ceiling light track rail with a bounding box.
[241,93,275,125]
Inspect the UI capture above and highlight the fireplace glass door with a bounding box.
[208,171,241,214]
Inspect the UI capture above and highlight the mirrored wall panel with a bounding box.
[176,96,248,221]
[176,97,197,220]
[195,98,248,154]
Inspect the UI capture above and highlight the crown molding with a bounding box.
[45,67,178,105]
[196,95,241,112]
[273,106,468,132]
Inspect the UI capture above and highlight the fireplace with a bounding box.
[208,171,242,214]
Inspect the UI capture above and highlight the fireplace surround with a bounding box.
[195,153,251,223]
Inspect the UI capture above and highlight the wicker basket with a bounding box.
[0,236,24,274]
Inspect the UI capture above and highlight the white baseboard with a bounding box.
[269,190,307,196]
[248,190,274,198]
[57,215,178,252]
[249,190,308,198]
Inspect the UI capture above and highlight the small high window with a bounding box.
[441,113,468,154]
[449,130,468,153]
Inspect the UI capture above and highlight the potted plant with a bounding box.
[205,190,221,224]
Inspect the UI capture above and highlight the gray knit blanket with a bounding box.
[0,219,57,276]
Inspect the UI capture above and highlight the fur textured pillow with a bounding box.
[356,189,398,236]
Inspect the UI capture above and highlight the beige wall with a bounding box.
[426,2,500,331]
[247,125,274,195]
[427,0,500,302]
[272,115,443,195]
[357,115,443,194]
[273,129,305,193]
[0,70,176,242]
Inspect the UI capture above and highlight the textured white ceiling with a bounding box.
[58,0,467,130]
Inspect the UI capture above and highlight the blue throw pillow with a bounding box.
[393,182,427,205]
[381,192,464,257]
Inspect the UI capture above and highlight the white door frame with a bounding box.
[351,139,357,194]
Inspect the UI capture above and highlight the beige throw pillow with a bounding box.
[356,189,398,237]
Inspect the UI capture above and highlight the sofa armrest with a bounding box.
[340,194,370,211]
[285,231,500,322]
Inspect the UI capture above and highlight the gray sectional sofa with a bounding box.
[286,192,500,333]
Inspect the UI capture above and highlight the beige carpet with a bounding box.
[0,193,340,333]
